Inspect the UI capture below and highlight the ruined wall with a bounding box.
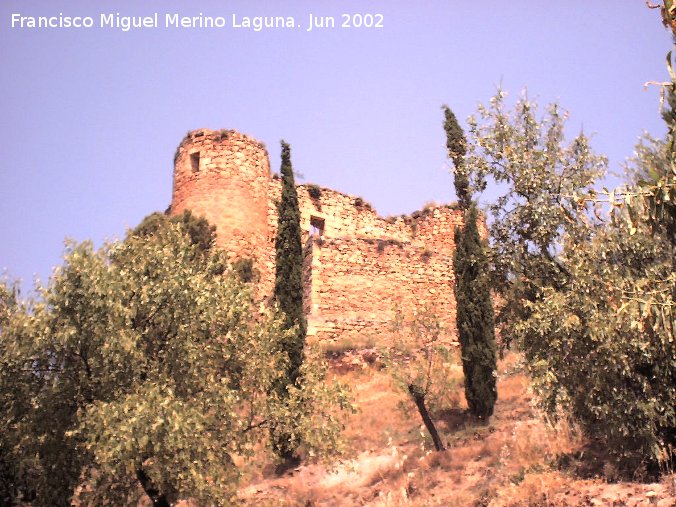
[268,182,415,240]
[264,181,464,342]
[304,207,463,343]
[171,129,467,345]
[310,238,456,342]
[263,181,418,294]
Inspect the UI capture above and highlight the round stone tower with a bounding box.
[171,128,271,275]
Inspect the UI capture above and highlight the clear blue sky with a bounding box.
[1,1,672,289]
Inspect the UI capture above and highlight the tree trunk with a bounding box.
[408,384,445,452]
[136,468,170,507]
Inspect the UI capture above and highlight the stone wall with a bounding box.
[304,223,459,344]
[262,181,419,296]
[171,129,273,293]
[171,129,467,345]
[264,182,464,342]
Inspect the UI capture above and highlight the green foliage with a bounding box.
[0,221,349,505]
[454,204,497,420]
[321,335,378,358]
[307,184,322,200]
[465,89,674,468]
[623,130,676,245]
[636,3,676,245]
[443,105,470,209]
[465,90,607,346]
[275,140,306,385]
[268,346,355,461]
[231,257,260,284]
[386,307,454,402]
[273,140,307,462]
[444,103,497,420]
[647,47,675,244]
[353,196,373,210]
[0,281,25,505]
[524,223,674,468]
[545,10,676,466]
[134,209,217,255]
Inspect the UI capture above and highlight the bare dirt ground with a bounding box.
[239,350,676,507]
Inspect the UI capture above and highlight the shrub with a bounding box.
[307,184,322,200]
[231,257,260,284]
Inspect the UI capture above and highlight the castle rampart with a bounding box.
[171,129,465,343]
[172,129,273,291]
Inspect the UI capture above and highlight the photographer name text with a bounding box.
[10,12,384,32]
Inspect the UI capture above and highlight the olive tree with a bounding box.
[464,89,674,469]
[464,90,607,347]
[0,221,350,506]
[385,306,459,452]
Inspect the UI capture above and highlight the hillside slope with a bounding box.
[239,351,676,506]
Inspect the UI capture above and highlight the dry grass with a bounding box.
[238,350,676,506]
[341,369,409,453]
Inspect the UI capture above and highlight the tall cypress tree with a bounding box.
[273,140,306,465]
[444,106,498,420]
[454,204,497,419]
[443,105,470,210]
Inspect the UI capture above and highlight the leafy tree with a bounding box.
[444,105,498,420]
[556,7,676,466]
[523,218,674,469]
[453,204,497,420]
[231,257,260,284]
[385,306,457,452]
[0,281,26,505]
[623,130,675,245]
[273,140,307,465]
[464,90,674,469]
[0,222,349,505]
[634,2,676,245]
[464,91,607,348]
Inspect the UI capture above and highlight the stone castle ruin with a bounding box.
[171,128,466,342]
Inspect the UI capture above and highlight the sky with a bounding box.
[0,1,673,289]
